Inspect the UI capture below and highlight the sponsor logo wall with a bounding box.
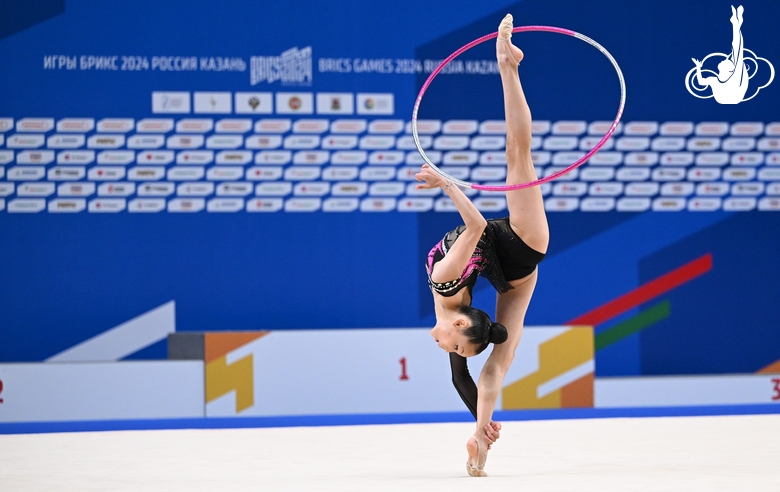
[1,0,779,423]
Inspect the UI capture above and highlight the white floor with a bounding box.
[2,415,779,491]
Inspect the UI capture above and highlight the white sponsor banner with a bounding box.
[397,135,430,150]
[88,167,126,181]
[16,118,54,132]
[48,166,85,181]
[167,135,205,149]
[7,134,45,148]
[284,197,321,212]
[369,119,403,134]
[168,198,205,212]
[8,198,45,213]
[57,182,95,197]
[442,120,478,135]
[97,118,134,133]
[207,198,244,212]
[56,118,94,132]
[246,136,283,150]
[216,182,253,196]
[128,135,166,149]
[57,151,94,165]
[724,197,757,211]
[580,168,615,181]
[276,93,314,115]
[616,197,651,212]
[48,199,86,213]
[152,92,191,114]
[322,136,358,150]
[235,93,273,114]
[331,119,367,133]
[623,121,658,136]
[7,166,45,181]
[206,135,244,149]
[128,198,166,212]
[137,151,174,165]
[215,119,252,133]
[616,137,650,151]
[88,135,125,149]
[322,167,359,181]
[47,134,85,149]
[552,120,587,135]
[659,121,693,136]
[0,361,203,422]
[360,167,395,181]
[323,197,359,212]
[194,92,232,114]
[595,375,780,408]
[356,93,394,115]
[316,93,354,115]
[651,137,685,152]
[246,198,283,212]
[254,119,291,133]
[88,198,126,212]
[332,151,367,165]
[479,120,506,135]
[695,122,728,136]
[580,197,615,211]
[137,118,174,133]
[17,150,55,165]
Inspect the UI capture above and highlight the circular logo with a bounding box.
[364,98,375,110]
[289,96,302,110]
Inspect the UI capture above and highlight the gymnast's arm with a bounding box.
[450,352,478,420]
[415,164,487,283]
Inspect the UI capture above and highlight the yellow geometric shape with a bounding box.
[205,354,254,413]
[502,327,593,410]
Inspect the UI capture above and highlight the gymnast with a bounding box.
[415,14,549,477]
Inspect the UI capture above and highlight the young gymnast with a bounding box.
[415,13,550,477]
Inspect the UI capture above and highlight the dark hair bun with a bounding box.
[489,322,508,344]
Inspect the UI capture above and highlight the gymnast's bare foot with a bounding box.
[466,437,488,477]
[497,14,524,66]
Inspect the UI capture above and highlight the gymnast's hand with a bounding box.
[483,421,502,449]
[414,164,449,190]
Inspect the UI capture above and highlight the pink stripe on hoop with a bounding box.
[411,25,626,192]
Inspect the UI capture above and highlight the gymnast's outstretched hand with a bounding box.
[414,164,449,190]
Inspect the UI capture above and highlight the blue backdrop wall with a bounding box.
[1,0,778,378]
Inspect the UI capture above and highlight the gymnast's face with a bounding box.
[430,317,475,357]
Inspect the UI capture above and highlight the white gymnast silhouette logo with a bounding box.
[685,5,774,104]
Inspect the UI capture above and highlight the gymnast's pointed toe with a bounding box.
[499,14,514,40]
[466,462,488,477]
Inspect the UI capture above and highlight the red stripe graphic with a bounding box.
[567,253,712,327]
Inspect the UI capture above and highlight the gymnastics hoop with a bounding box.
[412,26,626,191]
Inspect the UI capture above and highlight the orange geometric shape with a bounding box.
[560,372,594,408]
[502,327,593,410]
[206,354,255,413]
[757,358,780,374]
[204,331,267,363]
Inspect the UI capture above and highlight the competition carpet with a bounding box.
[2,414,779,491]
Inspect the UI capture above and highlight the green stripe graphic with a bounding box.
[595,300,671,351]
